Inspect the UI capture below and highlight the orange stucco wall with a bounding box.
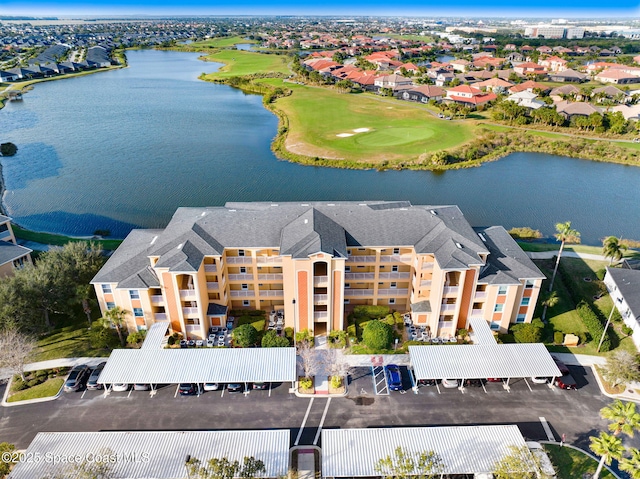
[333,270,342,331]
[298,271,308,330]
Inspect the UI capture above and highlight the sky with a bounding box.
[2,0,640,18]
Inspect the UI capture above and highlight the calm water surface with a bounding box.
[1,49,640,244]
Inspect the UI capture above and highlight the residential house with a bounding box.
[374,74,413,89]
[550,84,582,101]
[394,62,420,75]
[445,84,497,108]
[513,62,547,76]
[508,80,549,94]
[0,70,19,81]
[555,101,603,119]
[400,85,446,103]
[611,104,640,121]
[604,266,640,350]
[592,85,629,102]
[506,52,526,63]
[450,59,470,72]
[435,72,455,87]
[474,77,513,93]
[548,68,587,83]
[586,62,623,74]
[595,68,640,85]
[538,55,567,72]
[504,44,517,51]
[91,202,544,339]
[634,54,640,65]
[508,90,546,110]
[0,215,32,278]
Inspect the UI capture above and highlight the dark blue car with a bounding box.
[385,364,403,391]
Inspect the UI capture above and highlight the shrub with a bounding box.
[328,330,348,348]
[232,324,259,347]
[346,324,357,338]
[352,305,390,319]
[167,335,176,346]
[510,322,544,343]
[127,331,146,347]
[508,227,543,240]
[11,378,27,391]
[595,268,606,281]
[576,301,611,352]
[456,328,469,340]
[231,309,265,317]
[34,370,48,379]
[554,331,564,345]
[295,329,314,345]
[26,379,40,388]
[284,327,294,341]
[622,325,634,337]
[362,320,393,350]
[261,329,290,347]
[299,377,313,390]
[330,375,343,389]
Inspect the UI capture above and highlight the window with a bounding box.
[133,307,144,317]
[389,298,396,304]
[393,248,400,255]
[345,266,351,272]
[521,297,531,306]
[498,286,508,295]
[344,299,350,304]
[494,304,504,313]
[242,300,250,307]
[240,267,246,274]
[137,325,147,331]
[390,282,397,289]
[101,284,112,294]
[345,283,350,289]
[238,249,245,257]
[241,284,248,290]
[525,280,535,289]
[106,301,115,310]
[129,290,139,300]
[358,248,366,251]
[490,321,500,330]
[347,249,352,255]
[516,314,526,323]
[392,265,398,272]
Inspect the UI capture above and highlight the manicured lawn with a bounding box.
[274,82,476,163]
[6,377,64,403]
[190,36,256,48]
[517,241,640,259]
[12,224,123,250]
[201,49,290,78]
[544,444,615,479]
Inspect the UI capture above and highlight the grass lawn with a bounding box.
[200,49,290,78]
[190,36,256,48]
[517,241,640,259]
[12,224,123,250]
[274,82,476,163]
[544,444,615,479]
[6,377,64,403]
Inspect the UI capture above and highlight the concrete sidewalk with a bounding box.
[526,250,609,261]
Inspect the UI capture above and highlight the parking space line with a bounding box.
[313,398,331,445]
[220,387,225,398]
[539,417,556,441]
[435,382,441,394]
[524,378,533,392]
[128,389,132,398]
[81,390,87,399]
[268,382,272,398]
[481,382,488,394]
[174,385,179,398]
[294,398,314,446]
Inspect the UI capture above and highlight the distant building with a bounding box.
[0,215,32,278]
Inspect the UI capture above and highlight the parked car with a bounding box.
[133,384,150,391]
[463,379,484,387]
[85,362,106,390]
[531,377,551,384]
[385,364,403,391]
[417,379,437,386]
[486,378,505,383]
[442,378,459,389]
[526,442,557,478]
[227,383,243,393]
[112,383,129,392]
[252,382,269,390]
[204,383,220,391]
[551,355,570,375]
[555,374,577,390]
[179,383,198,396]
[63,365,90,393]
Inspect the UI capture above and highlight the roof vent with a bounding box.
[304,219,308,224]
[150,235,158,245]
[177,243,183,250]
[327,203,335,206]
[430,209,437,215]
[271,204,279,206]
[478,233,487,243]
[229,209,236,212]
[455,242,463,249]
[200,212,206,217]
[301,203,309,206]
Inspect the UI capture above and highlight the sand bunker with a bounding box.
[352,128,370,133]
[336,133,354,137]
[336,127,371,137]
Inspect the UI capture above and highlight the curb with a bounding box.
[539,441,622,479]
[1,375,63,408]
[590,365,640,404]
[293,379,349,398]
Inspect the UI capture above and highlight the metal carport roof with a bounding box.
[140,322,169,350]
[98,347,296,384]
[409,343,561,380]
[322,425,530,477]
[8,430,290,479]
[468,317,498,345]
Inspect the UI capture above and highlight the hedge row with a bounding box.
[576,301,611,352]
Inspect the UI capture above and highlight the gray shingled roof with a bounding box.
[607,267,640,321]
[94,202,497,286]
[475,226,545,285]
[411,300,432,313]
[0,241,31,266]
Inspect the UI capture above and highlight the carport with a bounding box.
[409,343,562,392]
[97,347,297,395]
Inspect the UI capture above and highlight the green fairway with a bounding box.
[190,36,257,48]
[274,83,475,163]
[201,50,290,78]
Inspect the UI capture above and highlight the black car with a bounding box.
[463,379,485,387]
[178,383,198,396]
[85,362,107,390]
[417,379,437,386]
[63,365,90,392]
[227,383,244,393]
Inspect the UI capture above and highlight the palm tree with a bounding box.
[589,432,624,479]
[541,290,559,322]
[600,400,640,437]
[602,236,628,265]
[548,221,581,292]
[100,306,128,347]
[619,448,640,479]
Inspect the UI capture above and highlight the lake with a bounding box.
[1,49,640,245]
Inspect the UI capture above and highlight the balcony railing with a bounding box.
[313,275,329,286]
[179,289,197,299]
[204,264,217,273]
[0,230,11,240]
[182,307,199,315]
[185,324,200,332]
[380,254,412,263]
[379,272,410,280]
[421,262,434,270]
[227,256,253,264]
[150,295,164,304]
[259,290,283,297]
[474,291,488,300]
[256,256,282,264]
[206,282,219,290]
[471,309,484,317]
[345,272,375,280]
[347,255,376,263]
[420,280,432,288]
[344,289,374,297]
[314,311,328,320]
[314,294,328,304]
[155,313,167,320]
[259,274,283,281]
[230,290,255,297]
[443,286,460,295]
[378,288,408,296]
[440,304,456,312]
[228,273,254,281]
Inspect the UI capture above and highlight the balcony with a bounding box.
[314,311,328,320]
[438,321,456,331]
[314,294,328,304]
[0,229,11,241]
[344,272,375,280]
[182,307,199,316]
[204,264,217,273]
[179,289,198,300]
[344,289,374,297]
[440,304,457,312]
[421,262,434,270]
[443,286,460,295]
[259,274,283,281]
[474,291,488,300]
[228,273,254,281]
[378,288,408,296]
[150,295,164,305]
[313,276,329,287]
[471,309,484,317]
[380,254,412,264]
[256,256,282,264]
[185,324,200,332]
[379,272,410,280]
[259,290,284,297]
[227,256,253,264]
[347,255,376,263]
[155,313,167,320]
[420,280,432,288]
[206,282,219,290]
[230,290,255,297]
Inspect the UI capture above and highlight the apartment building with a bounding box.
[91,202,544,339]
[0,214,32,277]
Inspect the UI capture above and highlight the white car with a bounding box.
[531,377,551,384]
[442,379,459,389]
[112,383,129,392]
[204,383,220,391]
[526,442,557,478]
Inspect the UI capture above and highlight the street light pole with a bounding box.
[597,306,616,353]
